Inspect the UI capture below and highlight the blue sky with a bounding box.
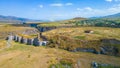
[0,0,120,20]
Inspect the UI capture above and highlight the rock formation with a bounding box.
[7,34,48,46]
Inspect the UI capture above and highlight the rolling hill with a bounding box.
[102,13,120,19]
[74,13,120,28]
[0,15,42,24]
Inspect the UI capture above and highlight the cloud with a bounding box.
[108,4,120,13]
[39,5,43,8]
[105,0,120,2]
[50,3,63,7]
[65,3,73,6]
[77,7,93,11]
[74,4,120,17]
[84,7,93,11]
[50,3,73,7]
[105,0,113,2]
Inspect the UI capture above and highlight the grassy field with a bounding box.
[43,27,120,40]
[0,41,120,68]
[0,24,38,49]
[42,27,120,54]
[38,17,86,27]
[0,24,120,68]
[0,25,37,39]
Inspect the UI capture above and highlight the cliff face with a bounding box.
[36,26,75,32]
[100,39,120,56]
[37,26,57,32]
[72,39,120,56]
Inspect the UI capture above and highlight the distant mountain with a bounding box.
[58,17,86,23]
[90,13,120,19]
[0,15,42,24]
[72,17,86,20]
[102,13,120,19]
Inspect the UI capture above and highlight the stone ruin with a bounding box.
[6,34,48,46]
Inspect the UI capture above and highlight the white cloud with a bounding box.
[84,7,93,11]
[108,4,120,13]
[105,0,113,2]
[39,5,43,8]
[74,4,120,17]
[76,7,93,11]
[105,0,120,2]
[50,3,73,7]
[65,3,73,6]
[50,3,63,7]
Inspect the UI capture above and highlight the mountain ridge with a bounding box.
[0,15,42,24]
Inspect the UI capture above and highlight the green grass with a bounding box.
[49,63,72,68]
[74,36,86,39]
[49,60,73,68]
[39,23,64,27]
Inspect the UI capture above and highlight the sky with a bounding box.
[0,0,120,21]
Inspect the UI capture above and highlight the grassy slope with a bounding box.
[0,24,38,49]
[0,41,120,68]
[0,25,37,39]
[42,27,120,51]
[0,24,120,68]
[38,17,86,27]
[43,27,120,40]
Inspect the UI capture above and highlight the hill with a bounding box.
[0,15,42,24]
[38,17,86,27]
[74,13,120,28]
[90,13,120,19]
[102,13,120,19]
[0,24,120,68]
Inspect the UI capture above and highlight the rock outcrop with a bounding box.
[72,48,97,54]
[91,61,120,68]
[100,46,119,56]
[6,35,48,46]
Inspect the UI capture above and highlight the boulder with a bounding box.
[20,37,24,43]
[14,35,18,41]
[27,38,34,45]
[91,61,98,68]
[18,36,22,43]
[100,46,119,56]
[33,37,40,46]
[23,38,28,44]
[6,35,14,40]
[16,36,19,42]
[84,30,94,33]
